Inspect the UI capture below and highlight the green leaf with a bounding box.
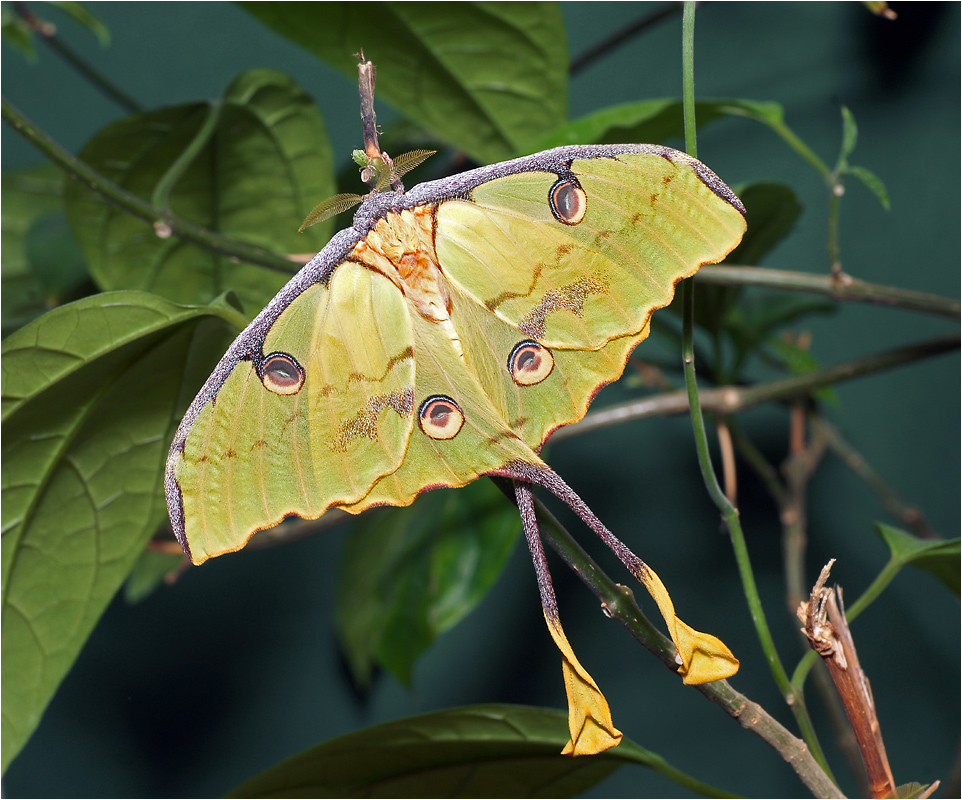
[692,182,802,346]
[1,165,90,334]
[336,481,519,687]
[838,105,858,166]
[536,96,831,180]
[228,704,736,799]
[240,2,568,163]
[728,183,802,267]
[1,290,243,771]
[724,294,836,375]
[695,98,832,179]
[123,548,186,603]
[535,99,725,149]
[1,5,36,60]
[50,2,110,46]
[535,98,789,149]
[875,524,960,596]
[892,781,937,799]
[764,337,838,405]
[63,69,335,312]
[847,164,891,211]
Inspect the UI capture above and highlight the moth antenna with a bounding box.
[298,193,364,231]
[390,149,437,181]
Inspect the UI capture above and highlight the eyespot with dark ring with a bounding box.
[260,352,305,395]
[508,340,554,386]
[549,178,587,225]
[418,395,464,440]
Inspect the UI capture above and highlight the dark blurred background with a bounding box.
[3,2,959,797]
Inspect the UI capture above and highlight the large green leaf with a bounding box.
[240,2,568,163]
[691,182,802,353]
[123,548,186,603]
[49,1,111,47]
[1,290,243,771]
[1,165,89,335]
[534,98,830,182]
[229,705,735,799]
[727,183,802,268]
[337,481,519,687]
[63,69,334,313]
[534,98,724,149]
[875,524,960,596]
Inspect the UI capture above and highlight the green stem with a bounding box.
[827,180,843,274]
[681,2,697,160]
[151,101,222,211]
[552,333,959,442]
[717,103,831,180]
[532,498,843,798]
[768,115,832,181]
[2,96,297,276]
[13,1,141,113]
[680,2,834,780]
[698,264,960,319]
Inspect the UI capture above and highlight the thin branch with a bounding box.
[798,566,898,798]
[357,57,382,160]
[1,96,299,276]
[782,407,829,614]
[814,418,936,538]
[571,3,684,75]
[716,416,737,505]
[698,264,960,320]
[13,1,142,113]
[551,333,960,442]
[529,496,844,798]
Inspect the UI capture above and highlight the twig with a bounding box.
[551,333,960,442]
[797,563,899,798]
[782,407,829,613]
[813,418,936,538]
[2,96,298,276]
[13,1,141,113]
[530,496,844,798]
[570,3,684,75]
[357,57,382,161]
[716,416,737,505]
[698,264,960,319]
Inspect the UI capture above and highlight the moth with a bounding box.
[164,143,745,755]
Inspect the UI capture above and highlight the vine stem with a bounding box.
[150,101,222,211]
[680,1,837,783]
[1,95,298,276]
